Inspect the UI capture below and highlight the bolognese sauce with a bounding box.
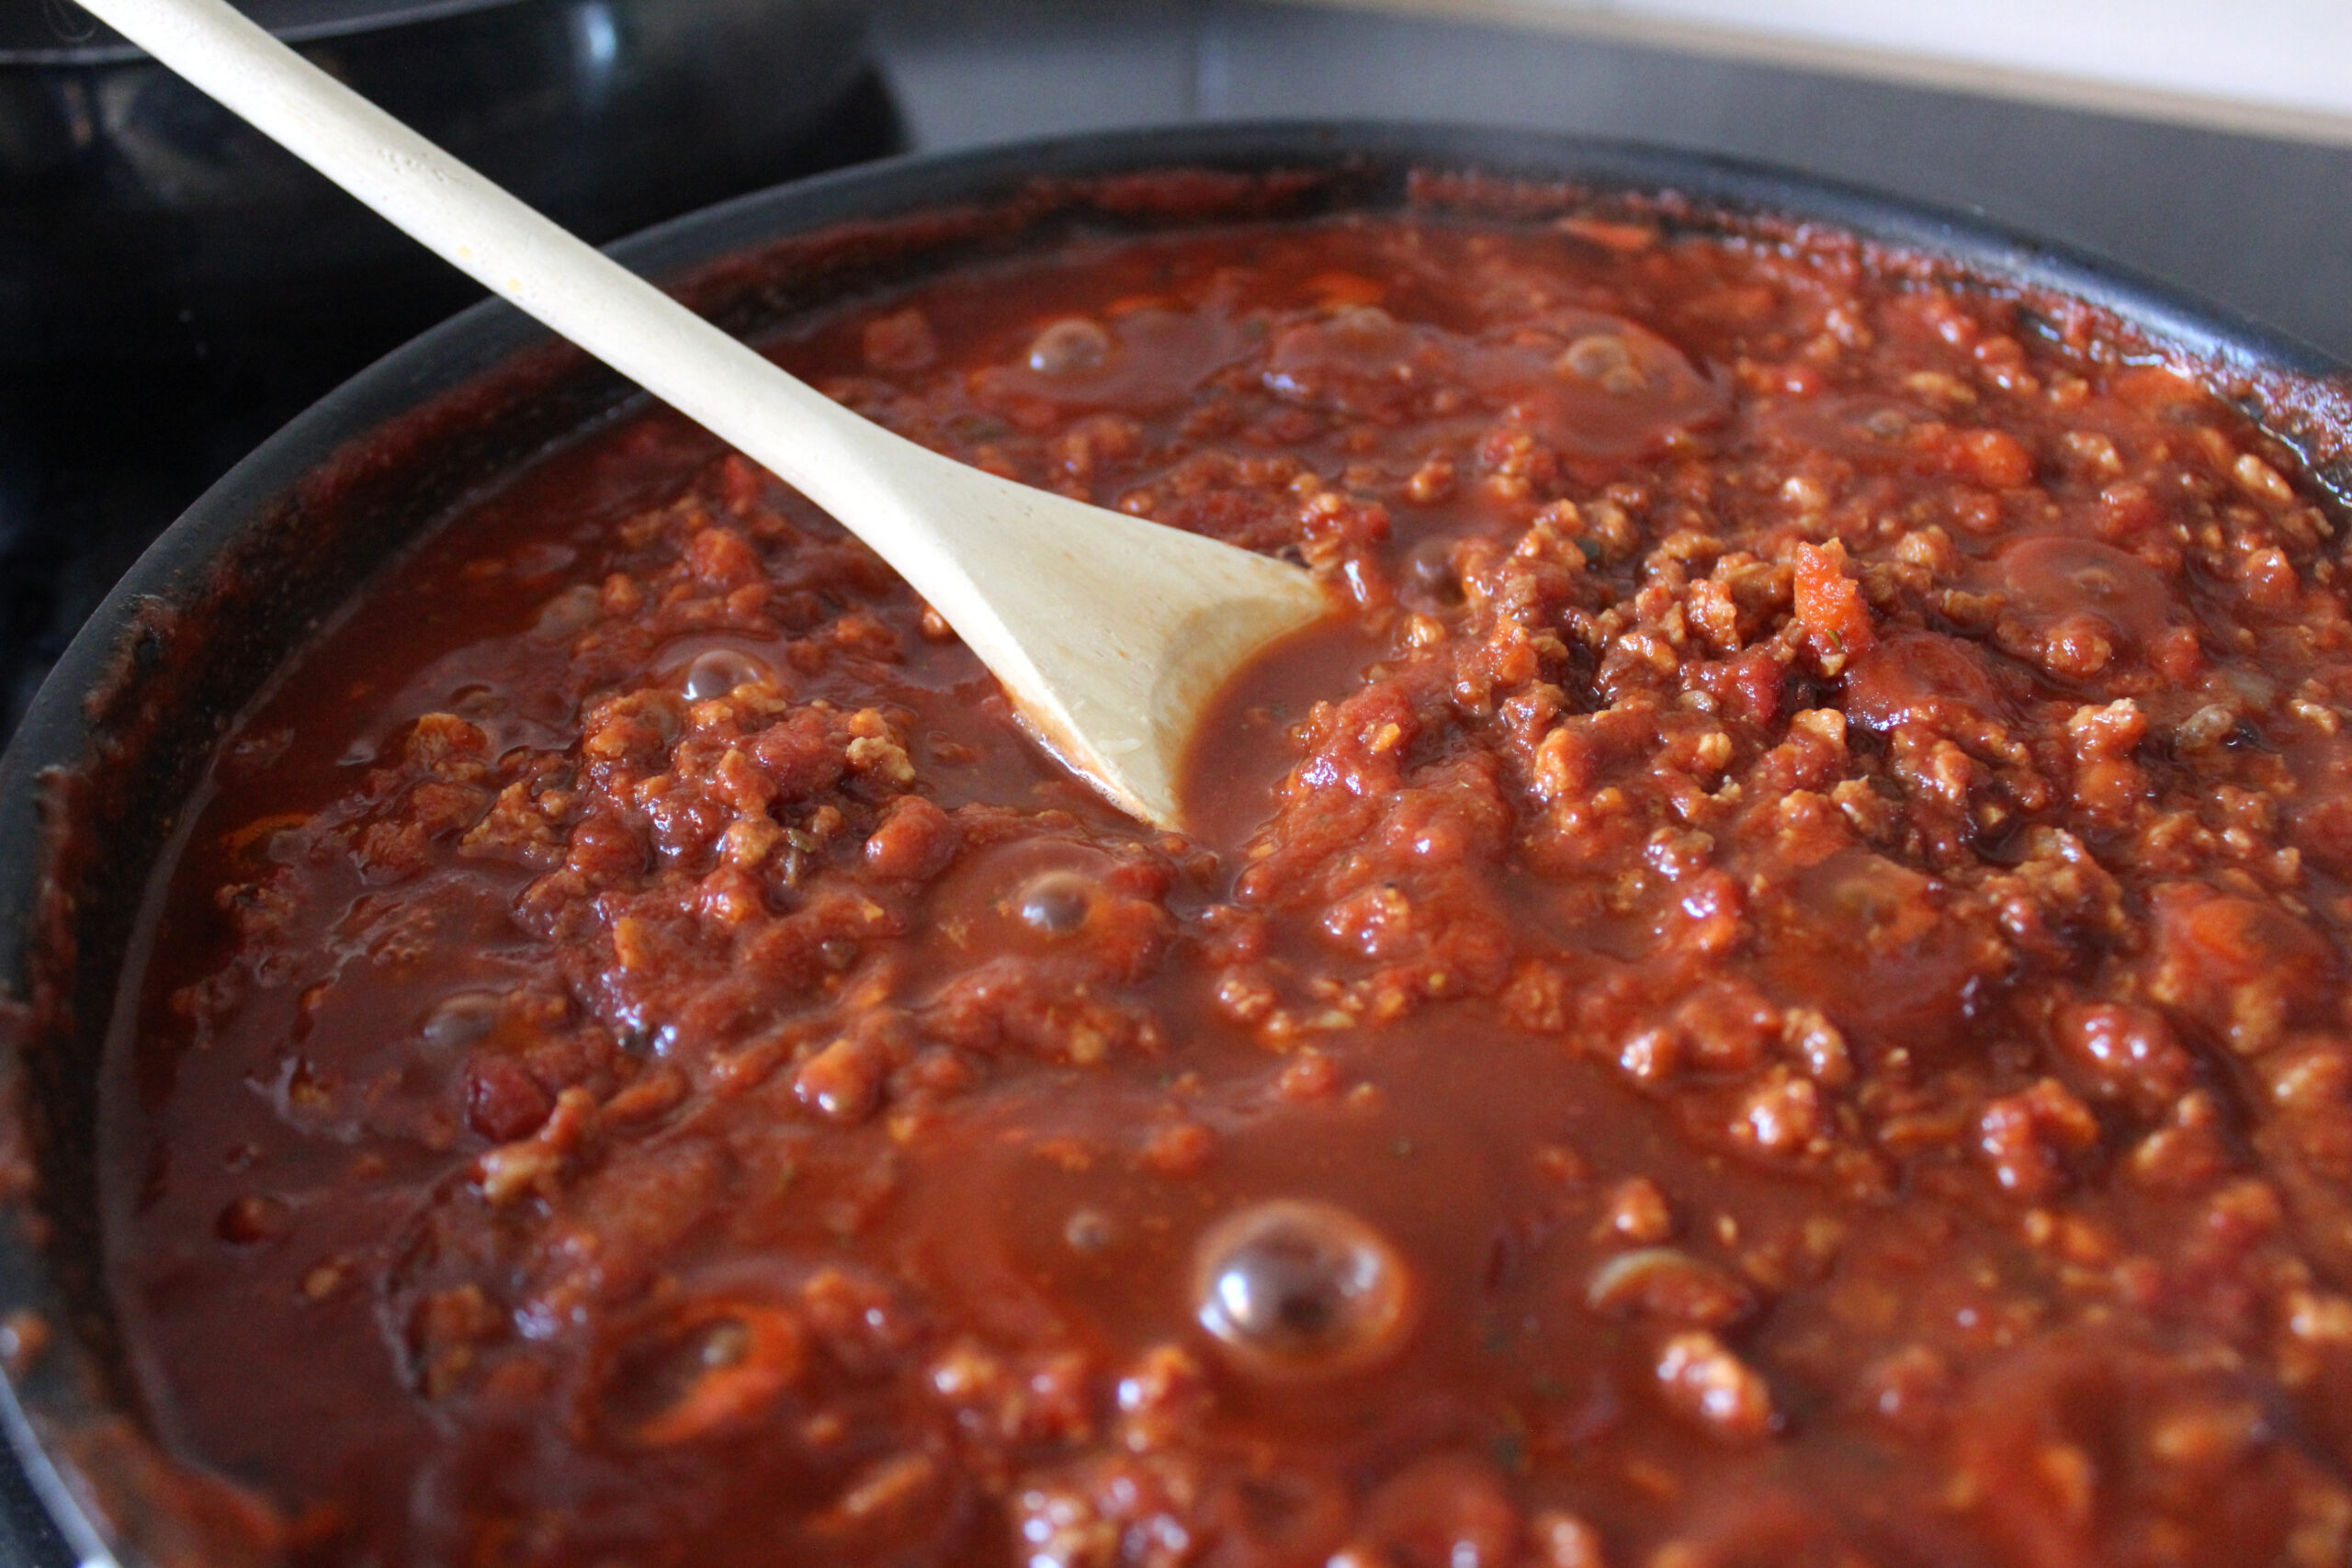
[110,202,2352,1568]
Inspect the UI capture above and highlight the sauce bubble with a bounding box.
[1027,319,1114,378]
[421,990,502,1050]
[1014,871,1096,936]
[683,649,772,703]
[1192,1199,1415,1378]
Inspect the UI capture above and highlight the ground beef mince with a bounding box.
[111,209,2352,1568]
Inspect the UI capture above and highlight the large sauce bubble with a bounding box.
[1192,1199,1415,1379]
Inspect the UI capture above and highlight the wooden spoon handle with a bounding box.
[76,0,1333,829]
[77,0,980,592]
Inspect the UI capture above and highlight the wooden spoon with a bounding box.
[75,0,1330,830]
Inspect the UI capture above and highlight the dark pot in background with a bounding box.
[0,0,875,363]
[0,122,2346,1566]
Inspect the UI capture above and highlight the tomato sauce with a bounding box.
[109,210,2352,1568]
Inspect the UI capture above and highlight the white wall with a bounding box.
[1299,0,2352,143]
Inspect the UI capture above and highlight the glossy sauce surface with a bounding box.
[114,212,2352,1568]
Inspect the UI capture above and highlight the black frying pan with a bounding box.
[0,121,2346,1567]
